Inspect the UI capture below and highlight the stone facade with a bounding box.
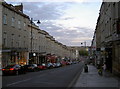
[1,2,78,67]
[92,2,120,76]
[2,2,29,66]
[0,2,2,69]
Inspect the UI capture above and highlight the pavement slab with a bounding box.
[74,64,120,88]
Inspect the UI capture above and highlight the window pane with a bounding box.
[3,14,7,24]
[18,20,21,29]
[11,17,15,27]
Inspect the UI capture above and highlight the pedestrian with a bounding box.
[103,63,106,71]
[98,65,103,76]
[84,64,88,73]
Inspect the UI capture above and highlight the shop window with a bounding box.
[118,45,120,63]
[117,19,120,34]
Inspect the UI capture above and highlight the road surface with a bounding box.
[2,62,84,88]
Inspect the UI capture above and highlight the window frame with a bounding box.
[11,17,15,27]
[3,14,7,25]
[18,20,21,29]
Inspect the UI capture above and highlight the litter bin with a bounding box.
[84,64,88,73]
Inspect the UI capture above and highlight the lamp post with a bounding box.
[30,18,40,64]
[81,41,86,48]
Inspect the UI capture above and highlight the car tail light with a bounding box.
[10,68,14,71]
[2,69,5,71]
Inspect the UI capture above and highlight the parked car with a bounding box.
[52,63,57,68]
[56,62,62,68]
[61,61,66,66]
[68,61,72,65]
[66,61,70,65]
[2,64,25,75]
[47,62,53,69]
[37,63,47,70]
[25,64,38,72]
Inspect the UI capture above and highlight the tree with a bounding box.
[79,50,88,56]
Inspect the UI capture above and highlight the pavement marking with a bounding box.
[6,73,47,87]
[6,78,32,87]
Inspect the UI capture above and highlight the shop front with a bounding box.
[2,48,28,67]
[2,49,11,67]
[112,40,120,76]
[105,47,112,73]
[38,53,46,64]
[46,54,57,63]
[29,52,37,64]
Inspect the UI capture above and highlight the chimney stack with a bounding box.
[14,3,23,13]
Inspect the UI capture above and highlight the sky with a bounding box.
[5,0,102,46]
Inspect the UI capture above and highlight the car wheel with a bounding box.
[2,73,6,76]
[24,71,26,74]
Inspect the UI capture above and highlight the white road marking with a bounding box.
[6,78,32,86]
[6,73,47,87]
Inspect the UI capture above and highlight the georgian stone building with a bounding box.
[0,2,2,69]
[94,2,120,76]
[90,31,97,65]
[2,2,30,67]
[1,2,78,67]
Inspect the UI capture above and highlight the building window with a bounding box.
[24,22,26,31]
[18,35,21,48]
[108,3,110,7]
[24,36,26,48]
[3,14,7,25]
[113,2,115,6]
[11,34,14,47]
[11,41,13,47]
[24,41,26,48]
[18,20,21,29]
[18,42,19,48]
[3,38,6,46]
[11,17,15,27]
[3,32,7,47]
[16,42,19,48]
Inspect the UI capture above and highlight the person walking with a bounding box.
[103,63,106,71]
[98,64,103,76]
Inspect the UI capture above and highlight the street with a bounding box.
[2,62,84,88]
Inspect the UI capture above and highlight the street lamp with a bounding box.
[81,41,86,47]
[30,18,41,64]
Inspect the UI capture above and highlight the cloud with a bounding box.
[42,23,94,46]
[61,17,74,20]
[5,1,101,46]
[5,0,102,2]
[23,2,69,20]
[38,16,95,46]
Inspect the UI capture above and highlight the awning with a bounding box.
[2,50,11,52]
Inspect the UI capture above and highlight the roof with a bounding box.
[2,2,29,19]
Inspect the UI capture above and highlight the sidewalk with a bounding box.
[74,64,120,88]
